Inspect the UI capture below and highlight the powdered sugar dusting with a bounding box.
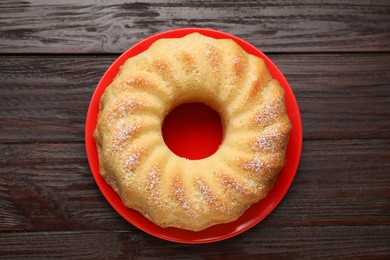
[111,122,140,151]
[105,176,120,194]
[196,177,235,213]
[205,45,220,73]
[255,99,282,126]
[180,51,197,72]
[152,58,178,81]
[153,58,169,71]
[232,54,245,82]
[196,177,216,205]
[126,76,154,89]
[244,158,272,175]
[254,131,282,152]
[104,99,142,121]
[220,175,247,195]
[122,151,141,170]
[146,165,162,207]
[172,176,191,211]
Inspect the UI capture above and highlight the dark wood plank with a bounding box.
[1,1,388,257]
[0,143,129,231]
[0,139,389,231]
[0,227,389,258]
[1,54,389,142]
[0,55,114,143]
[1,0,389,53]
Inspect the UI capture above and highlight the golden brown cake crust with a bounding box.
[94,33,291,231]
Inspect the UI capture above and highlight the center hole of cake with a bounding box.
[162,102,223,160]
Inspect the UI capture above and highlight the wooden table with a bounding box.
[1,1,389,258]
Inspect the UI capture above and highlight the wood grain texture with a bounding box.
[1,1,390,257]
[0,0,389,53]
[1,54,389,143]
[0,227,389,259]
[0,55,110,143]
[0,140,388,231]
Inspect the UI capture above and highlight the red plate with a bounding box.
[85,28,302,244]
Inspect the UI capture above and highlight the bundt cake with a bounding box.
[94,32,291,231]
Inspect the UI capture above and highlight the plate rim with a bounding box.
[85,27,302,244]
